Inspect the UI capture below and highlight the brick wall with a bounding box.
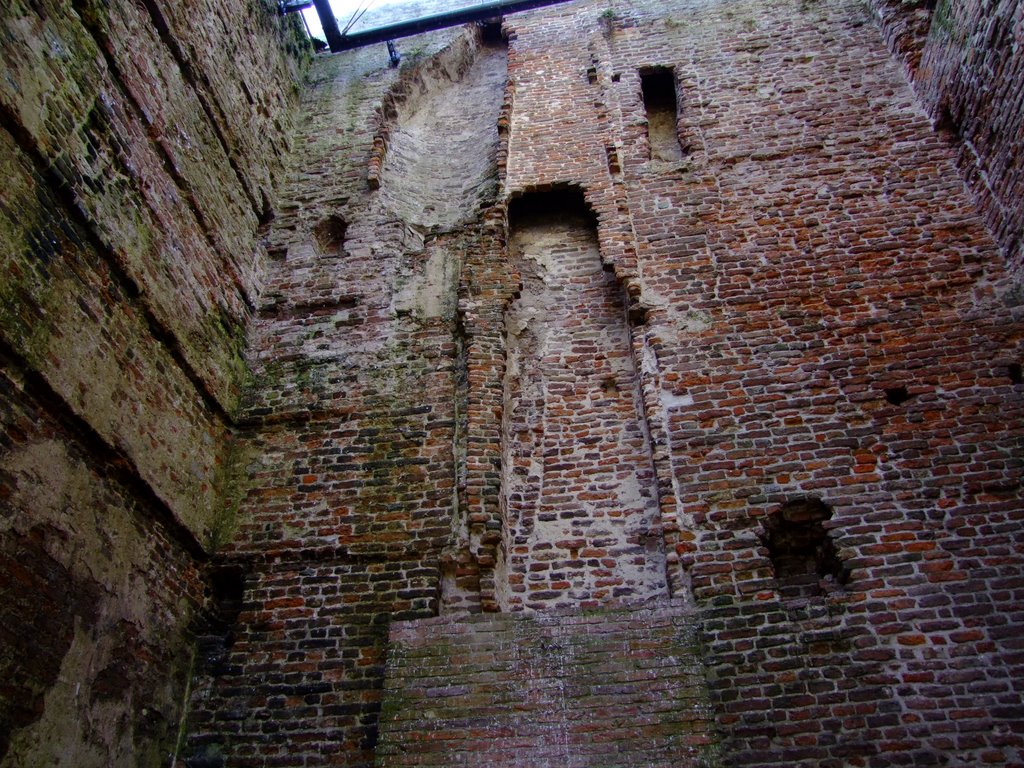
[0,351,205,765]
[504,0,1020,762]
[186,0,1023,765]
[5,0,1021,764]
[377,603,718,767]
[407,0,1024,763]
[870,0,1024,273]
[0,0,305,763]
[181,28,509,767]
[497,194,668,610]
[0,0,306,544]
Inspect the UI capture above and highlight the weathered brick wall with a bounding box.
[182,28,509,767]
[448,0,1024,763]
[497,197,667,610]
[0,0,306,542]
[184,559,437,765]
[0,354,205,766]
[870,0,1024,273]
[4,0,1011,764]
[377,603,718,767]
[183,0,1023,765]
[0,0,305,763]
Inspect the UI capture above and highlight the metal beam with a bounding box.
[321,0,578,52]
[312,0,346,52]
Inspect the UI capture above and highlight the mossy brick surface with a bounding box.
[377,603,719,767]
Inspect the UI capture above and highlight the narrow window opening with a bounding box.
[587,66,598,84]
[640,67,683,162]
[935,104,960,141]
[605,145,621,175]
[257,191,275,228]
[763,499,848,601]
[1008,362,1022,384]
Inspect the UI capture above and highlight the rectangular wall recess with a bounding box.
[640,67,684,162]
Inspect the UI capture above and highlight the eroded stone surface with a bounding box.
[0,0,304,764]
[377,40,506,228]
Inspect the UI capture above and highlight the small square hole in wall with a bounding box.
[313,215,347,255]
[1009,363,1022,384]
[884,386,912,405]
[479,19,505,44]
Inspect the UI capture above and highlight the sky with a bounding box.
[300,0,420,41]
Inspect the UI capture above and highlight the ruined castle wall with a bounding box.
[0,0,305,763]
[871,0,1024,272]
[0,360,205,766]
[182,30,511,767]
[497,199,668,610]
[74,0,1020,765]
[0,0,305,541]
[547,0,1021,763]
[389,0,1022,764]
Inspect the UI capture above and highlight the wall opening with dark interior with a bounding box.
[640,67,683,162]
[884,385,913,405]
[762,498,847,601]
[498,186,667,611]
[479,19,505,44]
[312,214,347,257]
[196,565,247,678]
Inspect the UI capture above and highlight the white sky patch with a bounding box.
[301,0,425,41]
